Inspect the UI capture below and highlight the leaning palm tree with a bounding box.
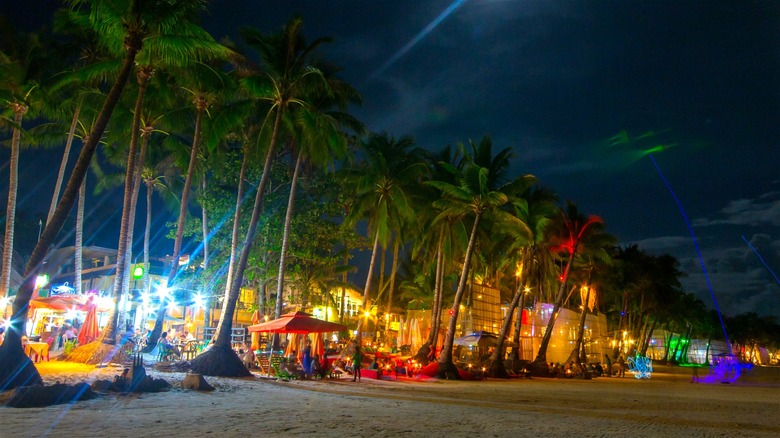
[0,0,211,390]
[191,17,332,376]
[530,201,605,374]
[487,185,556,377]
[429,142,524,378]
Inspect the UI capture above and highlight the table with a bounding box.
[181,341,201,360]
[23,342,50,363]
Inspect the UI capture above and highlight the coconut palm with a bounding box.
[344,132,427,345]
[0,0,212,390]
[0,29,46,301]
[146,59,232,351]
[428,136,524,378]
[191,17,333,376]
[272,70,363,321]
[487,185,556,377]
[530,201,605,374]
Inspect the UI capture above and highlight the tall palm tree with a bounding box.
[429,137,522,378]
[530,201,605,373]
[0,29,45,300]
[0,0,207,390]
[487,186,556,377]
[344,132,427,345]
[272,71,362,321]
[191,17,331,376]
[146,60,232,351]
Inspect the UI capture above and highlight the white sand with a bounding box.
[0,361,778,437]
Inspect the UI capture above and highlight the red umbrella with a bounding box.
[77,296,99,345]
[247,311,346,334]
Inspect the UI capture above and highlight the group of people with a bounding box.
[50,323,79,350]
[546,355,627,378]
[157,330,195,359]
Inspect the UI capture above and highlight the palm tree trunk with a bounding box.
[489,266,528,377]
[147,101,204,350]
[414,233,443,362]
[0,33,140,390]
[640,316,657,356]
[532,249,576,370]
[509,288,527,363]
[74,179,85,295]
[489,250,532,376]
[47,104,81,226]
[0,108,24,298]
[143,181,152,308]
[201,176,209,276]
[274,150,303,319]
[437,213,481,377]
[355,228,381,344]
[104,70,151,346]
[566,286,592,365]
[118,129,150,333]
[385,239,399,336]
[223,145,249,296]
[210,105,283,349]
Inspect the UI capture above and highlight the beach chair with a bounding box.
[158,344,175,362]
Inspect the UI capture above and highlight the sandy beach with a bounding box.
[0,361,778,438]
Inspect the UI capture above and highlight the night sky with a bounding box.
[1,1,778,318]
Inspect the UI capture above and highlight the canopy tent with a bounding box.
[247,311,346,334]
[30,293,112,312]
[454,331,517,348]
[30,294,92,312]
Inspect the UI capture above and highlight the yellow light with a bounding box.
[524,286,530,293]
[35,275,49,288]
[364,311,371,318]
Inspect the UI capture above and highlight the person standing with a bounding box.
[352,346,364,382]
[617,355,626,377]
[302,341,312,376]
[604,354,613,377]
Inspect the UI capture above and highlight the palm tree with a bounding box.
[0,0,185,390]
[146,60,232,351]
[487,186,556,377]
[191,17,331,376]
[0,29,45,301]
[272,70,362,321]
[429,137,522,378]
[344,132,427,345]
[530,202,605,374]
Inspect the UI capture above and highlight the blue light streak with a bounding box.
[371,0,469,78]
[649,155,733,354]
[741,235,780,285]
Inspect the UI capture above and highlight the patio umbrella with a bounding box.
[396,318,406,347]
[250,310,261,350]
[409,318,422,352]
[247,311,347,334]
[311,332,325,359]
[284,333,300,358]
[77,296,99,345]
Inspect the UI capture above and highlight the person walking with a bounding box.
[352,346,364,382]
